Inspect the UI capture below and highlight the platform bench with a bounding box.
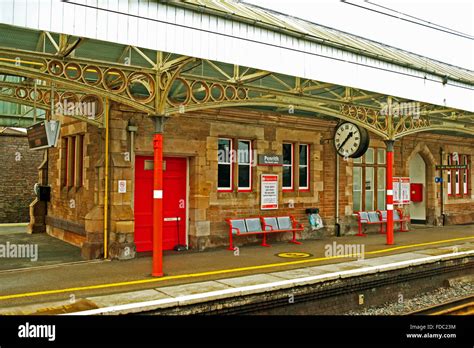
[225,216,304,250]
[378,209,410,233]
[356,209,410,236]
[355,211,384,237]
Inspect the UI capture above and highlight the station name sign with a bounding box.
[26,120,61,151]
[435,164,468,170]
[258,154,282,166]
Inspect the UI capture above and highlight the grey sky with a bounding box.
[245,0,474,70]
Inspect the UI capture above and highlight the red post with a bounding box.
[385,140,394,245]
[152,132,164,277]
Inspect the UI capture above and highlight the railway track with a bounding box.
[406,295,474,315]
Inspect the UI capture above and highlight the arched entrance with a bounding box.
[409,153,426,223]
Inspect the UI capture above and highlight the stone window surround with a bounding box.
[61,134,85,189]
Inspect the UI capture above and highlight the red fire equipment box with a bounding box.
[410,183,423,202]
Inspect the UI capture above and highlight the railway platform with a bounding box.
[0,224,473,314]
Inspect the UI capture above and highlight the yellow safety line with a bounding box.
[0,236,473,301]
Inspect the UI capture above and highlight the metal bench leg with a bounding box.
[379,222,386,234]
[261,233,271,247]
[289,231,302,245]
[356,222,367,237]
[398,220,409,232]
[228,231,235,251]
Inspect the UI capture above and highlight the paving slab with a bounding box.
[157,280,232,298]
[216,274,284,288]
[87,289,170,307]
[269,266,329,280]
[311,262,367,273]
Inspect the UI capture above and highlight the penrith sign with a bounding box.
[258,154,283,166]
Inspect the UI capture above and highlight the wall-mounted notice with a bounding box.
[118,180,127,193]
[261,174,278,210]
[393,177,401,204]
[400,177,411,204]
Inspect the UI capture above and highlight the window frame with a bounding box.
[282,142,294,191]
[352,147,386,212]
[298,144,310,191]
[237,139,252,192]
[62,137,68,187]
[217,137,233,192]
[448,153,470,198]
[61,135,84,189]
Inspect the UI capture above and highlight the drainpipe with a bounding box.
[152,116,165,277]
[335,153,341,236]
[103,98,110,259]
[127,119,138,208]
[439,147,445,225]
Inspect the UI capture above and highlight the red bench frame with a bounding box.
[355,211,384,237]
[226,215,304,250]
[356,209,410,236]
[377,209,410,233]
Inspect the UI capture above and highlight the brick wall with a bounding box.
[45,104,474,257]
[0,132,44,223]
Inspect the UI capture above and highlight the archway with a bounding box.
[405,144,438,225]
[409,153,426,222]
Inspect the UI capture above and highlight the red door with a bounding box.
[134,156,187,252]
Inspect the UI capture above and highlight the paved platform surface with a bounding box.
[0,224,83,271]
[0,224,472,313]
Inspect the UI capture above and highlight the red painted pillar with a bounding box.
[152,127,164,277]
[385,140,395,245]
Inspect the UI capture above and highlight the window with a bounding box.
[76,135,84,186]
[447,153,470,197]
[217,138,253,192]
[61,135,84,188]
[69,137,76,187]
[62,138,68,186]
[237,140,252,191]
[282,143,293,190]
[299,144,309,190]
[218,138,232,191]
[352,147,386,211]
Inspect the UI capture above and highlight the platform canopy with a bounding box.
[0,0,472,138]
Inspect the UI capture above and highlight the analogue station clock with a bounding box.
[334,122,370,158]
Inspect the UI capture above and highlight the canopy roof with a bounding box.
[178,0,473,85]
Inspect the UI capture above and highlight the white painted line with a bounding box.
[153,190,163,199]
[386,190,393,195]
[65,250,474,315]
[387,204,394,210]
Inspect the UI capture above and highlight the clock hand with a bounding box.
[337,132,353,152]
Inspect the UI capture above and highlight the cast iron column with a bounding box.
[385,140,395,245]
[152,117,165,277]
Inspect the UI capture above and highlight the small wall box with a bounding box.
[410,183,423,202]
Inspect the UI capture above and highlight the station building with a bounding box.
[0,1,472,261]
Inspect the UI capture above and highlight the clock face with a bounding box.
[334,122,369,158]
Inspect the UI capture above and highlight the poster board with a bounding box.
[393,177,401,205]
[400,177,411,204]
[261,174,278,210]
[393,177,410,205]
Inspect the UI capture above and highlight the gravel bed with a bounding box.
[345,282,474,315]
